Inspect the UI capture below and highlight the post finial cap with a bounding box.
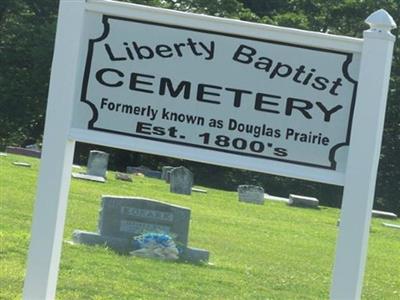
[365,9,397,30]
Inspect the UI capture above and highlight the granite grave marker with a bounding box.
[73,196,209,263]
[170,166,193,195]
[87,150,109,178]
[99,196,190,245]
[238,185,265,205]
[161,166,174,181]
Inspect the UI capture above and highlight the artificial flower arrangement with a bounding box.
[130,232,180,260]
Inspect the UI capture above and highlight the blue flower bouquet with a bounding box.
[130,232,179,260]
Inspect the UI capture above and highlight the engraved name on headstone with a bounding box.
[121,206,174,221]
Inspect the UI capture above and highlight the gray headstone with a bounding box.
[170,167,193,195]
[161,166,174,180]
[288,194,319,208]
[166,170,172,183]
[87,150,109,178]
[99,196,191,247]
[115,172,133,182]
[372,210,397,219]
[238,185,265,205]
[73,195,209,263]
[72,172,106,183]
[12,162,31,167]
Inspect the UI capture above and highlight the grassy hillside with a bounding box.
[0,154,399,299]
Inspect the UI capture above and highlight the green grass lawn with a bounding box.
[0,154,399,299]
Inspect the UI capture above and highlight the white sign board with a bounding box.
[23,0,396,299]
[74,15,359,172]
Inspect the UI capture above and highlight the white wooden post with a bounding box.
[330,9,396,300]
[22,0,85,299]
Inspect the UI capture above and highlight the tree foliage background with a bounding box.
[1,0,399,213]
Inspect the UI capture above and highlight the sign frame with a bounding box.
[78,14,358,174]
[22,1,397,299]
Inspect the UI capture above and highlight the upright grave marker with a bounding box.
[73,196,209,261]
[170,166,193,195]
[99,196,190,246]
[161,166,174,180]
[86,150,109,178]
[238,185,265,205]
[23,1,396,299]
[72,150,109,182]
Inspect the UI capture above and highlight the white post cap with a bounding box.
[365,9,397,40]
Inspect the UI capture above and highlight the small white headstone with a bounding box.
[238,185,265,205]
